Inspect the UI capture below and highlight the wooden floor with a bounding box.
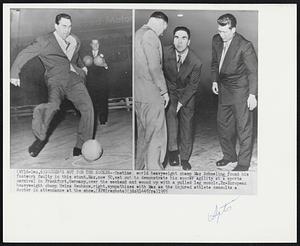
[10,104,257,172]
[10,109,133,170]
[164,107,258,172]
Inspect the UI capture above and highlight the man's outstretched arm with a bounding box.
[11,36,46,86]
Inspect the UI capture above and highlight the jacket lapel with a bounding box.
[48,33,68,58]
[220,34,239,73]
[169,47,178,73]
[217,39,223,64]
[72,34,81,57]
[177,49,192,79]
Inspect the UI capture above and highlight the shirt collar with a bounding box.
[54,31,66,43]
[224,38,232,48]
[54,31,76,45]
[175,48,189,62]
[223,33,235,48]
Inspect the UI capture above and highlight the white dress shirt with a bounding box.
[175,48,189,64]
[54,31,77,73]
[92,50,99,57]
[219,38,233,72]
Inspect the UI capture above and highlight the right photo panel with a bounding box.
[134,9,258,173]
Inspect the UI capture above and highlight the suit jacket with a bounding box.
[211,33,258,105]
[11,32,86,87]
[134,25,167,104]
[163,45,202,107]
[86,50,109,88]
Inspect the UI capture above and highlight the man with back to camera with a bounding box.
[10,13,94,158]
[211,13,258,171]
[134,11,169,170]
[84,39,109,137]
[163,26,202,170]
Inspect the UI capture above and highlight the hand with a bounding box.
[162,93,169,108]
[176,102,183,113]
[247,94,257,111]
[101,61,108,69]
[212,82,218,95]
[10,78,20,87]
[82,66,88,75]
[94,56,108,68]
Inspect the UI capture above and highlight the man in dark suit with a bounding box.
[211,13,258,171]
[134,11,169,170]
[163,26,202,170]
[85,39,109,137]
[10,13,94,158]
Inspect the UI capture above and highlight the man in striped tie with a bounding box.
[163,26,202,170]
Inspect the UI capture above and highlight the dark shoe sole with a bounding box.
[216,159,237,167]
[168,150,179,166]
[28,139,47,157]
[169,161,180,166]
[232,166,249,171]
[73,147,82,157]
[182,163,192,170]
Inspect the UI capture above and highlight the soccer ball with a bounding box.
[81,139,103,162]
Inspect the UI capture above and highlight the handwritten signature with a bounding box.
[208,196,240,223]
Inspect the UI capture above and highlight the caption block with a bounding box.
[11,169,256,194]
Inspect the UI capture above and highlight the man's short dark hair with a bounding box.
[55,13,72,25]
[217,13,237,28]
[173,26,191,39]
[150,11,168,24]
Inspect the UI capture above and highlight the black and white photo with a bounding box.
[3,3,296,243]
[10,8,133,170]
[134,10,258,173]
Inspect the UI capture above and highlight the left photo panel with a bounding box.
[10,9,133,170]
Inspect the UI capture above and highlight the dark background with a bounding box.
[10,9,258,115]
[10,9,132,107]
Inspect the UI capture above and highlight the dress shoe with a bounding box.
[216,159,237,167]
[181,160,192,170]
[169,150,179,166]
[73,147,82,156]
[162,155,168,169]
[28,138,47,157]
[232,165,249,171]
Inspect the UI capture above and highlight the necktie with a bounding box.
[219,42,229,72]
[65,40,70,51]
[93,50,97,57]
[177,54,182,72]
